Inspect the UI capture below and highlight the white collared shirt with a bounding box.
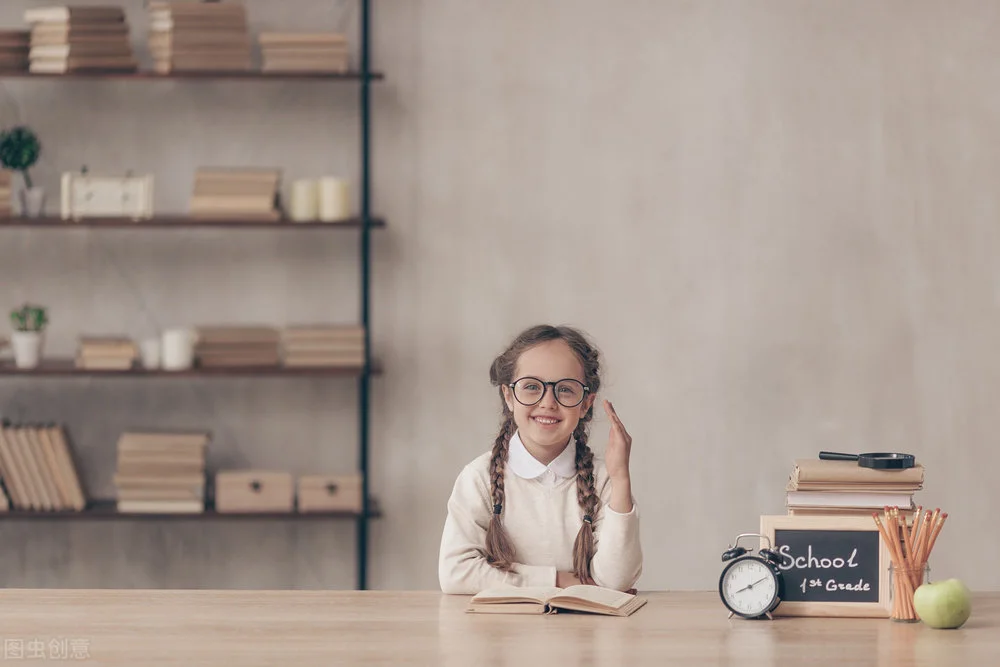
[438,433,643,594]
[506,430,577,488]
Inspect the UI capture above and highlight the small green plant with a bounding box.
[10,303,47,332]
[0,126,42,189]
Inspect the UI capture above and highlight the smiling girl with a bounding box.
[438,324,642,593]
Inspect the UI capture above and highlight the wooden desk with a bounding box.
[0,590,996,666]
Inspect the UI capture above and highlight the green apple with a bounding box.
[912,578,972,629]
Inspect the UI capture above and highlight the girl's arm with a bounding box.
[588,472,643,591]
[438,465,556,594]
[589,401,642,591]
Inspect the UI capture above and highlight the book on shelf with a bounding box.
[189,168,282,221]
[0,424,87,512]
[147,1,251,73]
[467,585,647,617]
[113,430,209,513]
[25,5,138,74]
[0,30,29,73]
[76,336,138,370]
[281,324,365,368]
[24,6,126,25]
[0,170,12,215]
[195,325,281,368]
[258,32,350,73]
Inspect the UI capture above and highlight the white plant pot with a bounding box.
[19,186,46,218]
[11,330,44,368]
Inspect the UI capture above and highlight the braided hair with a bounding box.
[484,325,602,581]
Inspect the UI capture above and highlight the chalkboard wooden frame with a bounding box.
[760,515,892,618]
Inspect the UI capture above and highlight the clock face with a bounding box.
[720,558,779,617]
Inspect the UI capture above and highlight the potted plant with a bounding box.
[0,125,43,217]
[9,303,47,368]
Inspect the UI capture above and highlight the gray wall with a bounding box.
[2,0,999,592]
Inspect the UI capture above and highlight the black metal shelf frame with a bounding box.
[0,0,382,591]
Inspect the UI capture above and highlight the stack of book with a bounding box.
[258,32,349,73]
[189,167,281,221]
[25,5,137,74]
[195,326,280,368]
[0,423,87,512]
[281,325,366,368]
[147,1,251,74]
[785,457,925,517]
[75,336,137,370]
[113,431,208,514]
[0,170,11,216]
[0,30,29,72]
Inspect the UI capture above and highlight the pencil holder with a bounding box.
[889,563,930,622]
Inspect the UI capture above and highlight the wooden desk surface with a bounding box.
[0,590,996,666]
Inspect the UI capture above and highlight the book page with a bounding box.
[551,585,635,609]
[470,586,562,604]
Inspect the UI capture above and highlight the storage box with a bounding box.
[215,470,293,513]
[297,473,362,513]
[60,170,154,220]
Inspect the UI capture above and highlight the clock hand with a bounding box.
[734,577,770,594]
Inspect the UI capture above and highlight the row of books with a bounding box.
[1,426,363,515]
[0,424,86,512]
[77,337,137,370]
[147,0,250,74]
[114,430,207,514]
[0,30,28,74]
[190,168,281,221]
[7,4,352,74]
[785,457,925,516]
[64,325,366,371]
[25,5,136,74]
[195,325,366,369]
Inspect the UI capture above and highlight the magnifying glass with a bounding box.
[818,451,915,470]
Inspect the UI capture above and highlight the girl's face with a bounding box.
[501,339,595,462]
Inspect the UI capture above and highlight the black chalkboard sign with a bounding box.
[760,515,891,617]
[774,529,879,602]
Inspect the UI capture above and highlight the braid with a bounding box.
[484,413,517,571]
[486,324,604,580]
[572,419,599,584]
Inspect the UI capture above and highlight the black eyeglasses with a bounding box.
[509,376,590,408]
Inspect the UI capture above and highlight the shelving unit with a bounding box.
[0,1,382,590]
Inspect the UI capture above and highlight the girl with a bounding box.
[438,324,642,594]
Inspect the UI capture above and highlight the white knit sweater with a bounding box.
[437,444,643,594]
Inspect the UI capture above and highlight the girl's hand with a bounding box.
[604,400,632,482]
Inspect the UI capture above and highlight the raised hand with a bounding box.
[604,400,632,482]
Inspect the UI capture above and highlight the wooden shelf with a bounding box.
[0,216,386,230]
[0,498,381,521]
[0,70,383,81]
[0,359,381,377]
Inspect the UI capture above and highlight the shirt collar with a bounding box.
[507,430,577,480]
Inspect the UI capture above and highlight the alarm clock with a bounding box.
[719,533,785,620]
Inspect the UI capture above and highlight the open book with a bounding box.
[466,584,647,616]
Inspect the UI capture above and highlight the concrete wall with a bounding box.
[2,0,998,591]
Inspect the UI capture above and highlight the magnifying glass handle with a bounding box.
[818,451,860,461]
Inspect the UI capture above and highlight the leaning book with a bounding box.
[466,584,647,616]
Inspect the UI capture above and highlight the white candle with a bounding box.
[318,177,350,221]
[289,179,319,222]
